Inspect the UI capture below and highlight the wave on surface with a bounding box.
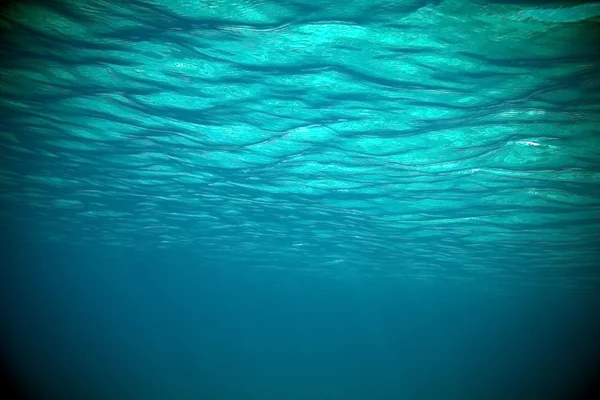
[0,0,599,291]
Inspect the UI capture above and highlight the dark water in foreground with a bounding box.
[1,0,599,398]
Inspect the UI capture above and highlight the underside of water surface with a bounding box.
[2,0,599,292]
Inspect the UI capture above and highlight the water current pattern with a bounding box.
[1,0,600,292]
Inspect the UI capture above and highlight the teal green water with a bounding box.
[1,0,599,291]
[0,0,600,398]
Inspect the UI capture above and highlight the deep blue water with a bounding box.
[1,0,600,399]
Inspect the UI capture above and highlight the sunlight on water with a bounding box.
[0,0,599,292]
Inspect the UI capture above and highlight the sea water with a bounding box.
[0,0,599,399]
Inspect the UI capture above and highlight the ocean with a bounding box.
[0,0,599,398]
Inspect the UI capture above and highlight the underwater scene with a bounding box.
[0,0,599,398]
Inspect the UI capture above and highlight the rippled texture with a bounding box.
[1,0,599,291]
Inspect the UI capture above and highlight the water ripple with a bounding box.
[1,0,599,292]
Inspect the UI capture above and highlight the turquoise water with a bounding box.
[0,0,599,399]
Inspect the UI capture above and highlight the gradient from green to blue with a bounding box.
[0,0,599,398]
